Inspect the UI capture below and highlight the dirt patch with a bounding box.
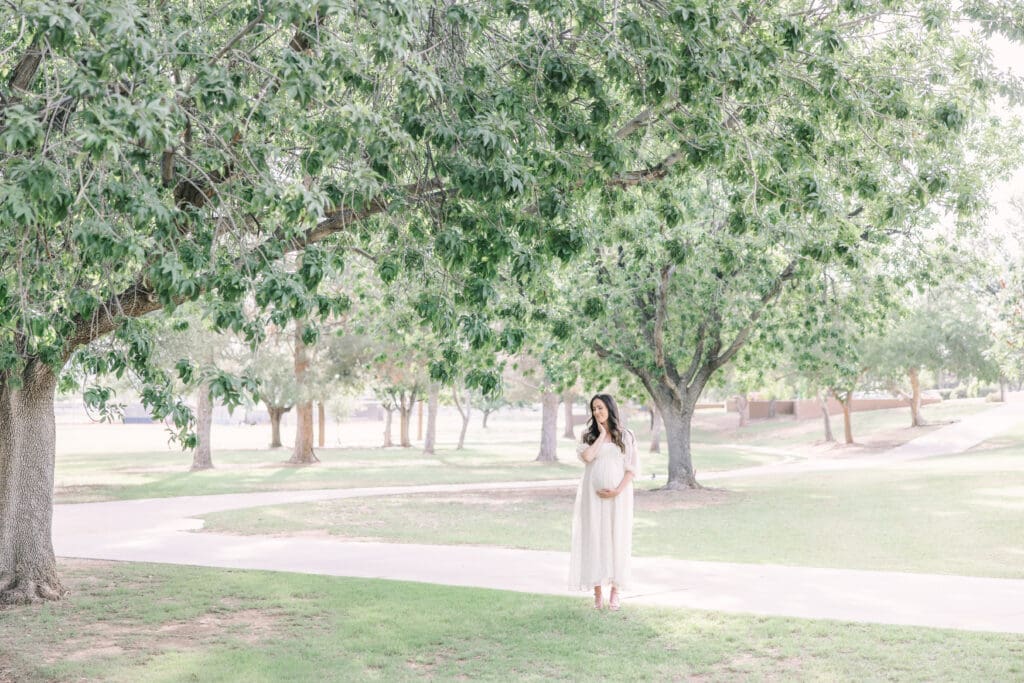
[405,487,577,506]
[54,485,118,504]
[634,487,737,512]
[11,559,286,667]
[400,485,736,513]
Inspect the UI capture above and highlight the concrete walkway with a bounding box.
[705,400,1024,482]
[53,403,1024,635]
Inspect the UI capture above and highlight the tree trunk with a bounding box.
[383,407,394,447]
[835,390,854,445]
[452,387,471,450]
[819,391,835,442]
[735,393,750,428]
[289,322,318,464]
[317,401,326,448]
[417,398,423,441]
[423,383,439,455]
[266,403,290,448]
[399,396,413,448]
[908,366,925,427]
[535,391,559,462]
[0,361,65,604]
[1000,377,1007,403]
[190,382,214,471]
[649,403,662,453]
[659,394,701,489]
[562,389,576,439]
[482,409,491,429]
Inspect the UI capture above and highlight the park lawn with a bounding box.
[201,434,1024,579]
[0,560,1021,682]
[51,398,997,504]
[52,440,777,504]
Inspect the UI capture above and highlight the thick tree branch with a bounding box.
[710,257,799,371]
[609,150,687,188]
[65,178,447,355]
[653,265,674,369]
[681,322,707,388]
[64,280,166,359]
[6,45,42,93]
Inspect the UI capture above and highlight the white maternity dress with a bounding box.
[568,430,639,590]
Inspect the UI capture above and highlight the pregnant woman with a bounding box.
[569,393,639,610]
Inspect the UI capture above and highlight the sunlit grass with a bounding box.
[2,560,1021,682]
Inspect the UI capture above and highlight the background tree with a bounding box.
[543,5,1018,488]
[2,0,1021,605]
[246,334,298,449]
[863,287,1000,427]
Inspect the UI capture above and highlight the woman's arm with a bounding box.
[577,438,603,463]
[577,425,609,463]
[596,430,638,498]
[596,470,634,498]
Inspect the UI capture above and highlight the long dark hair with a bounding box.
[583,393,626,453]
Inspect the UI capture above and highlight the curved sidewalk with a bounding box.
[53,403,1024,634]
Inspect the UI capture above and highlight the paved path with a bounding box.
[704,400,1024,482]
[53,403,1024,635]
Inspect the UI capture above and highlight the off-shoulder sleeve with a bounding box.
[623,430,640,476]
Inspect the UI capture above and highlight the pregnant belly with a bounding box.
[592,453,625,491]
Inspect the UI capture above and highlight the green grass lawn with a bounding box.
[53,438,780,504]
[1,560,1021,682]
[201,423,1024,579]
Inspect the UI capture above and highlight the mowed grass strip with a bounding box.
[52,398,1000,504]
[1,560,1021,682]
[201,438,1024,578]
[53,439,778,504]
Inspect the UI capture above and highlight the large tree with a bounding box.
[546,9,1019,488]
[2,1,698,603]
[1,0,1019,605]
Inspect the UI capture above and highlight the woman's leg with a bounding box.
[608,584,620,611]
[593,584,603,609]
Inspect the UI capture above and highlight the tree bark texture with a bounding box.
[481,409,491,429]
[0,361,65,604]
[656,392,701,489]
[190,381,214,471]
[535,391,559,462]
[837,391,854,444]
[819,392,835,442]
[317,401,326,448]
[266,403,290,448]
[562,389,575,439]
[735,393,750,428]
[452,387,471,450]
[647,405,663,454]
[383,408,394,447]
[398,392,415,448]
[423,383,439,455]
[289,322,318,464]
[908,366,925,427]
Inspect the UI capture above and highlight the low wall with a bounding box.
[724,399,794,418]
[792,397,940,420]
